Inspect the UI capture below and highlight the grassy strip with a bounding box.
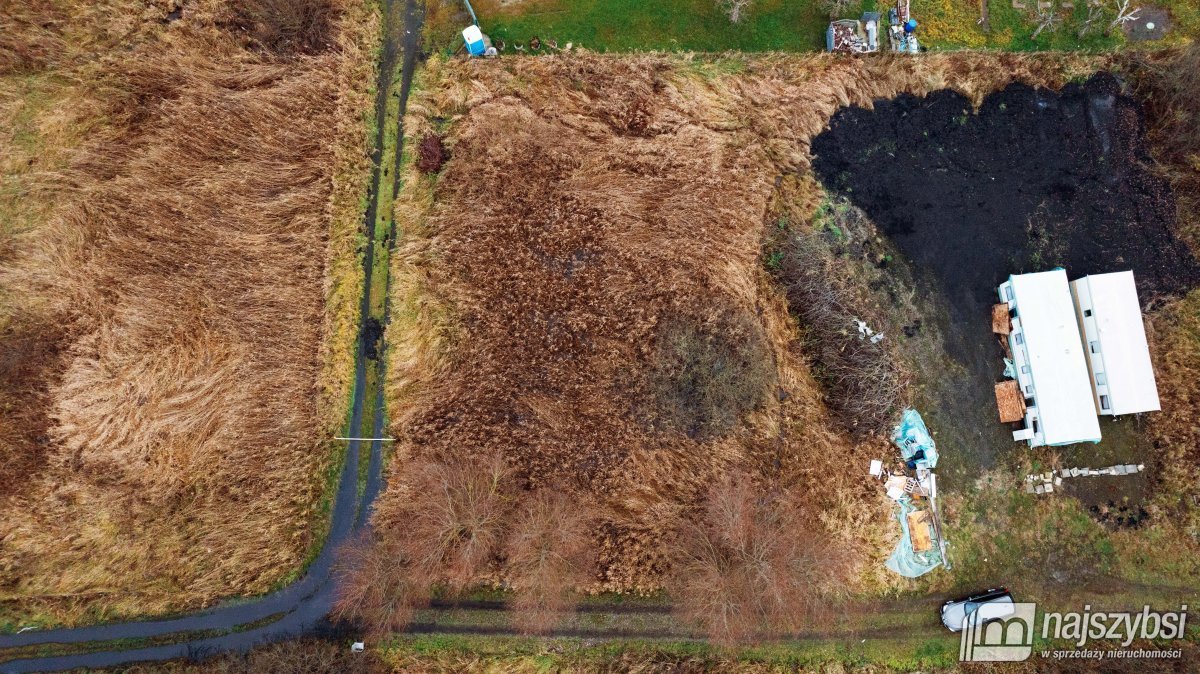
[354,52,408,497]
[0,613,284,664]
[424,0,1198,56]
[278,0,385,588]
[381,632,962,670]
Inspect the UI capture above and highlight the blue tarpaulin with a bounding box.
[886,497,943,577]
[891,408,938,470]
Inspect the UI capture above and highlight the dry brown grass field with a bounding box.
[0,0,375,624]
[1130,47,1200,534]
[364,51,1139,637]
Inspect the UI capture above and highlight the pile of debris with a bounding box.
[826,13,881,53]
[1025,464,1145,495]
[869,409,948,577]
[827,0,919,54]
[887,0,921,53]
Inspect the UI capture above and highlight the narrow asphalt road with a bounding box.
[0,0,421,670]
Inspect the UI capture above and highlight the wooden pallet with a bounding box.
[907,509,934,553]
[995,380,1026,423]
[992,303,1011,334]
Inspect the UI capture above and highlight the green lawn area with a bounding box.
[431,0,1197,54]
[483,0,848,52]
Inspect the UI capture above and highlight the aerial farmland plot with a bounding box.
[2,0,1200,672]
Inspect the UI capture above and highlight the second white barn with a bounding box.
[1070,271,1161,416]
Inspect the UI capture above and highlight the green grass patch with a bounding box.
[438,0,855,52]
[429,0,1198,56]
[381,633,962,670]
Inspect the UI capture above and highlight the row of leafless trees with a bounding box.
[1032,0,1142,40]
[333,454,848,644]
[333,454,597,637]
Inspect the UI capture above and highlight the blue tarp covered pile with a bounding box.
[891,408,938,470]
[884,409,944,577]
[885,497,943,577]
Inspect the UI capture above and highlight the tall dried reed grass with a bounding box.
[379,51,1099,604]
[0,0,375,623]
[376,51,1101,601]
[1117,47,1200,550]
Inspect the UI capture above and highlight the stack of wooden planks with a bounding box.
[995,380,1026,423]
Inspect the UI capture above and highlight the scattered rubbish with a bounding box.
[907,508,934,552]
[853,318,873,338]
[351,642,365,653]
[1023,464,1145,495]
[887,0,920,53]
[826,12,881,53]
[1002,357,1016,379]
[875,409,950,576]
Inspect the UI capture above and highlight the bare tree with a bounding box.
[332,453,515,636]
[1108,0,1140,34]
[331,534,427,639]
[398,452,514,592]
[1032,1,1061,39]
[1077,0,1105,38]
[667,473,850,645]
[505,489,597,634]
[820,0,855,19]
[717,0,753,23]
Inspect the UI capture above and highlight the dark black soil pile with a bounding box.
[809,73,1200,477]
[812,73,1200,332]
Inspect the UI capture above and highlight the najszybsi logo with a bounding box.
[959,602,1036,662]
[960,603,1190,662]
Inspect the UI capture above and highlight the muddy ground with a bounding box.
[811,73,1200,503]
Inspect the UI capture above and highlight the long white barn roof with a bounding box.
[1075,271,1160,415]
[1011,270,1102,446]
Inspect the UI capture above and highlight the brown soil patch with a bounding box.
[380,52,1106,593]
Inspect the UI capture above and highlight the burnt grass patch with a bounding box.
[810,73,1200,484]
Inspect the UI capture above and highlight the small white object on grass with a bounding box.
[352,642,365,653]
[869,459,883,476]
[1146,22,1155,30]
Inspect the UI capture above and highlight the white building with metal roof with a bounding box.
[999,269,1102,447]
[1069,271,1160,416]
